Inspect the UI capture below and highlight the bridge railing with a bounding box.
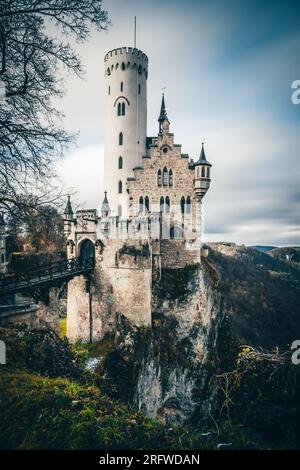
[0,257,95,294]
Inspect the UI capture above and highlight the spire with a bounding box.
[158,93,169,132]
[64,195,73,218]
[101,190,110,217]
[195,143,212,166]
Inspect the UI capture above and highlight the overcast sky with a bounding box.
[56,0,300,246]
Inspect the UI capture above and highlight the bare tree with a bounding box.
[0,0,109,220]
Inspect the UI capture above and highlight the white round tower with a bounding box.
[104,47,148,218]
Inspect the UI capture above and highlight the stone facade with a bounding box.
[63,46,212,343]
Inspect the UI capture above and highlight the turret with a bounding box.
[63,195,73,237]
[193,143,212,198]
[104,47,148,218]
[100,190,111,218]
[158,93,170,133]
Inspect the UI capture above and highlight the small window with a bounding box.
[121,62,125,71]
[121,82,123,92]
[119,132,123,145]
[201,166,205,177]
[118,180,122,194]
[160,196,164,213]
[145,196,150,212]
[138,65,142,74]
[118,156,123,169]
[108,85,110,95]
[169,169,173,187]
[186,196,191,214]
[181,196,185,214]
[139,196,144,213]
[157,169,162,187]
[207,167,210,178]
[138,83,141,94]
[165,196,170,214]
[197,167,200,177]
[117,102,121,116]
[122,102,125,116]
[163,167,168,186]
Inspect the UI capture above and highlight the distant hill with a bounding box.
[250,245,277,252]
[206,243,300,349]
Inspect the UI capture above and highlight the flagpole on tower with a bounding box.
[134,16,136,48]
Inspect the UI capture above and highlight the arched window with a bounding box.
[121,102,125,116]
[118,156,123,169]
[207,167,210,178]
[138,65,142,74]
[169,169,173,187]
[139,196,144,213]
[119,132,123,145]
[201,166,205,177]
[121,62,125,71]
[165,196,170,214]
[145,196,149,212]
[118,180,122,194]
[163,167,168,186]
[181,196,185,214]
[117,102,121,116]
[118,205,122,217]
[138,83,141,94]
[160,196,164,213]
[157,169,162,187]
[197,167,200,177]
[120,81,123,92]
[186,196,191,214]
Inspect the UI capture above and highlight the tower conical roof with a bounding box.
[64,195,73,217]
[158,93,170,132]
[195,143,212,166]
[101,191,110,214]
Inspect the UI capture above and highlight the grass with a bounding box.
[59,317,67,338]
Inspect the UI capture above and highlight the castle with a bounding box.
[64,47,212,343]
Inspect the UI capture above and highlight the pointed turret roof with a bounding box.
[158,93,169,131]
[195,143,212,166]
[101,191,110,215]
[64,195,73,217]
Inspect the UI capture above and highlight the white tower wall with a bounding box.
[104,47,148,217]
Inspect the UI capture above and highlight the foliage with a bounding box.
[0,0,109,218]
[154,264,200,302]
[118,242,150,258]
[215,346,300,448]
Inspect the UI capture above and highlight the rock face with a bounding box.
[105,260,232,424]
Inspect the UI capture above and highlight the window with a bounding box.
[118,156,123,169]
[139,196,144,213]
[207,167,210,178]
[119,132,123,145]
[138,83,141,94]
[201,166,205,177]
[169,169,173,186]
[186,196,191,214]
[197,167,200,177]
[121,62,125,70]
[121,81,123,92]
[117,102,125,116]
[181,196,185,214]
[145,196,149,212]
[108,85,110,95]
[165,196,170,214]
[118,180,122,194]
[163,167,168,186]
[157,169,162,187]
[138,65,142,74]
[160,196,164,212]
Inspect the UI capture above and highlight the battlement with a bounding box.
[104,47,148,79]
[104,47,148,64]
